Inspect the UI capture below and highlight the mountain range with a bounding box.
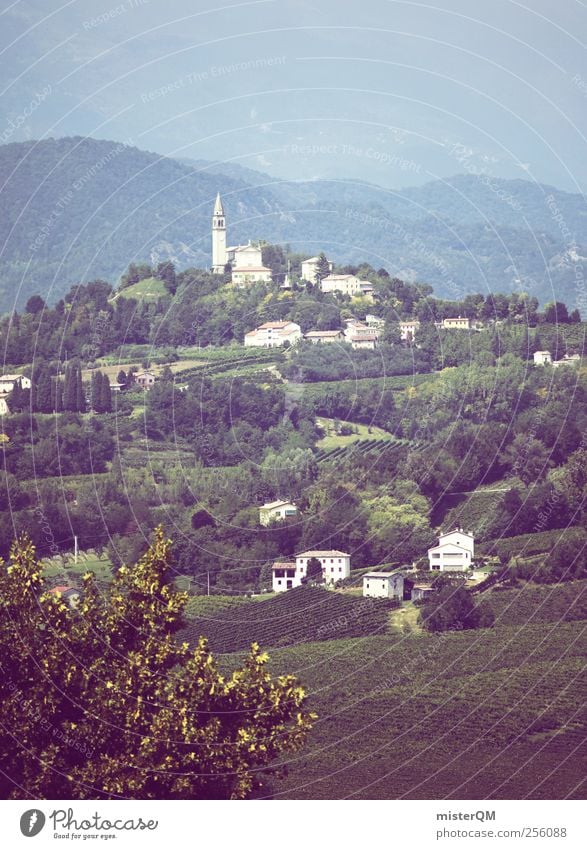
[0,136,585,313]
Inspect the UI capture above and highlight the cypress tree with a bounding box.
[100,373,112,413]
[75,365,85,412]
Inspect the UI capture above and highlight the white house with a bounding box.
[134,371,156,390]
[0,374,31,393]
[321,274,363,297]
[349,333,378,350]
[363,571,404,600]
[244,321,302,348]
[442,316,470,330]
[301,256,333,282]
[533,350,552,365]
[399,319,420,341]
[272,549,351,592]
[0,395,9,416]
[428,528,475,572]
[259,500,298,526]
[304,329,345,344]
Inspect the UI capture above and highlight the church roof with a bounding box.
[213,192,224,216]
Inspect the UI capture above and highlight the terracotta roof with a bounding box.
[272,561,296,569]
[262,500,296,510]
[305,330,343,337]
[258,321,294,329]
[296,550,350,558]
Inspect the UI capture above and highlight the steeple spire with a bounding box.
[213,192,224,216]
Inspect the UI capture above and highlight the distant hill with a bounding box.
[0,136,585,313]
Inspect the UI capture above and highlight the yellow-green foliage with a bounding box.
[0,529,314,800]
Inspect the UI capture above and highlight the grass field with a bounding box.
[316,417,395,449]
[42,550,113,584]
[112,277,168,300]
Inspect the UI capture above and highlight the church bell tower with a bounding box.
[211,192,227,273]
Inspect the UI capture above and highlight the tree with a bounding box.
[25,294,46,314]
[503,434,552,486]
[542,301,569,324]
[302,556,323,585]
[0,529,315,799]
[568,308,581,324]
[314,252,331,283]
[422,585,494,632]
[156,261,177,293]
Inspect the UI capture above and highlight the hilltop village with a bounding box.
[0,190,584,602]
[0,189,585,804]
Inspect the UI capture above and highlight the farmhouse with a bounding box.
[271,561,297,592]
[349,333,378,350]
[320,274,363,297]
[0,374,31,393]
[428,527,474,572]
[442,316,470,330]
[533,350,552,365]
[272,549,351,592]
[244,321,302,348]
[304,329,345,344]
[363,571,404,600]
[400,319,420,341]
[134,370,156,390]
[259,499,298,526]
[301,256,333,281]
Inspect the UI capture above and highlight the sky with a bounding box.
[1,0,587,193]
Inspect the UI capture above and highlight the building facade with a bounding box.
[363,571,404,600]
[259,500,298,526]
[320,274,363,296]
[442,316,471,330]
[301,256,333,282]
[0,374,31,393]
[399,320,420,341]
[428,528,475,571]
[272,549,351,592]
[304,330,345,344]
[533,350,552,365]
[244,321,302,348]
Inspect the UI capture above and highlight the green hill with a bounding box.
[1,136,586,312]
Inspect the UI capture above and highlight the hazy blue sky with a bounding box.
[1,0,586,192]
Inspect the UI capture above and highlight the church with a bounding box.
[211,193,272,285]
